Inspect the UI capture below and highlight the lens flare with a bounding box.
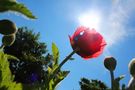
[78,11,101,30]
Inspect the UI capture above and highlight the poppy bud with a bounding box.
[129,58,135,77]
[2,34,16,46]
[104,56,117,71]
[69,26,106,59]
[128,77,135,90]
[0,19,17,35]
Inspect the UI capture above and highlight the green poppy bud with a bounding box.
[104,56,117,71]
[128,77,135,90]
[0,19,17,35]
[129,58,135,77]
[2,34,16,46]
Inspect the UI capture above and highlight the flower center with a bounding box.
[74,31,85,41]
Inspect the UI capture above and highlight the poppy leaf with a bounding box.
[0,1,36,19]
[48,66,53,74]
[5,54,19,61]
[115,75,125,81]
[52,42,59,66]
[0,51,22,89]
[113,75,125,90]
[57,71,70,79]
[22,53,37,62]
[53,71,70,88]
[52,64,58,72]
[60,71,70,78]
[49,79,54,90]
[69,57,75,60]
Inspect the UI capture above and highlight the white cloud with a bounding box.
[76,0,135,56]
[100,0,135,47]
[76,0,135,50]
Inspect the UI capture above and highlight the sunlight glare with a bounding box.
[78,11,101,30]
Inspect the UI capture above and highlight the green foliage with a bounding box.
[103,57,126,90]
[4,27,48,85]
[113,75,125,90]
[4,27,47,61]
[52,43,59,66]
[0,0,36,19]
[0,51,22,90]
[69,57,75,60]
[46,70,70,90]
[79,78,108,90]
[122,84,126,90]
[3,27,69,90]
[43,43,70,90]
[52,71,70,88]
[46,67,70,89]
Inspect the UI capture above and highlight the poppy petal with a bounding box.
[69,26,106,60]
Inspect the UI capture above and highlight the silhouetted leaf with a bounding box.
[52,43,59,66]
[113,75,125,90]
[79,78,108,90]
[69,57,75,60]
[48,67,52,74]
[6,54,19,61]
[53,71,70,88]
[0,1,36,19]
[0,51,22,89]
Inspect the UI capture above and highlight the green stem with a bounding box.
[110,70,114,90]
[49,48,79,82]
[0,44,5,51]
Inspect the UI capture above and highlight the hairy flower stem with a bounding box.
[49,48,79,82]
[127,77,135,90]
[110,70,114,90]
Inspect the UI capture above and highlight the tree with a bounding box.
[4,27,69,90]
[4,27,51,84]
[79,78,108,90]
[4,27,47,59]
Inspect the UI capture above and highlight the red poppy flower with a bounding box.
[69,26,106,59]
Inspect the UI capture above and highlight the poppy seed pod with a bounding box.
[69,26,106,59]
[2,34,16,46]
[129,58,135,77]
[104,56,117,71]
[0,19,17,35]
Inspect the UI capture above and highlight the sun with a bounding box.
[78,11,101,30]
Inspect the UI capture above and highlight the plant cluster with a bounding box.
[0,0,135,90]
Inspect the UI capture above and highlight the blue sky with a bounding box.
[1,0,135,90]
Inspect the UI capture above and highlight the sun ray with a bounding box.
[78,11,101,30]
